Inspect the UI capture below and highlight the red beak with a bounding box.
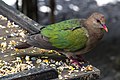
[103,24,108,32]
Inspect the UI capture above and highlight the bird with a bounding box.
[15,12,108,67]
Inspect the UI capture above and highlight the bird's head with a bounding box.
[87,12,108,32]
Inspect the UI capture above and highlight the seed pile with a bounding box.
[0,15,93,79]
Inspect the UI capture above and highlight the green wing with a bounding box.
[41,19,88,51]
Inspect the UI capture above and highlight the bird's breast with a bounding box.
[75,29,104,55]
[85,29,104,51]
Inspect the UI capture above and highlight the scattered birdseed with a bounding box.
[31,57,36,61]
[0,25,6,28]
[36,59,42,64]
[3,55,8,57]
[10,53,16,56]
[1,42,7,48]
[25,56,30,61]
[0,15,7,20]
[58,75,63,79]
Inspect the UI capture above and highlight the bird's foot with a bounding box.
[69,56,89,70]
[70,59,93,71]
[70,59,83,68]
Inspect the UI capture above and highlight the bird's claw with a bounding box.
[70,56,89,69]
[70,59,85,68]
[70,59,92,71]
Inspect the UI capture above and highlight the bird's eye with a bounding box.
[101,16,105,22]
[96,19,101,23]
[101,16,105,20]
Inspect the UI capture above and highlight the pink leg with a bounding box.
[69,55,89,68]
[70,56,83,68]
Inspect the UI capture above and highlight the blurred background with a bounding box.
[2,0,120,80]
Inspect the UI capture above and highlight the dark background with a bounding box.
[3,0,120,80]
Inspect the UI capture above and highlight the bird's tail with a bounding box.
[15,42,32,49]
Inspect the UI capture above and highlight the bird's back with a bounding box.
[41,19,88,51]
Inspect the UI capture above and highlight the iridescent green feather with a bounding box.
[41,19,88,51]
